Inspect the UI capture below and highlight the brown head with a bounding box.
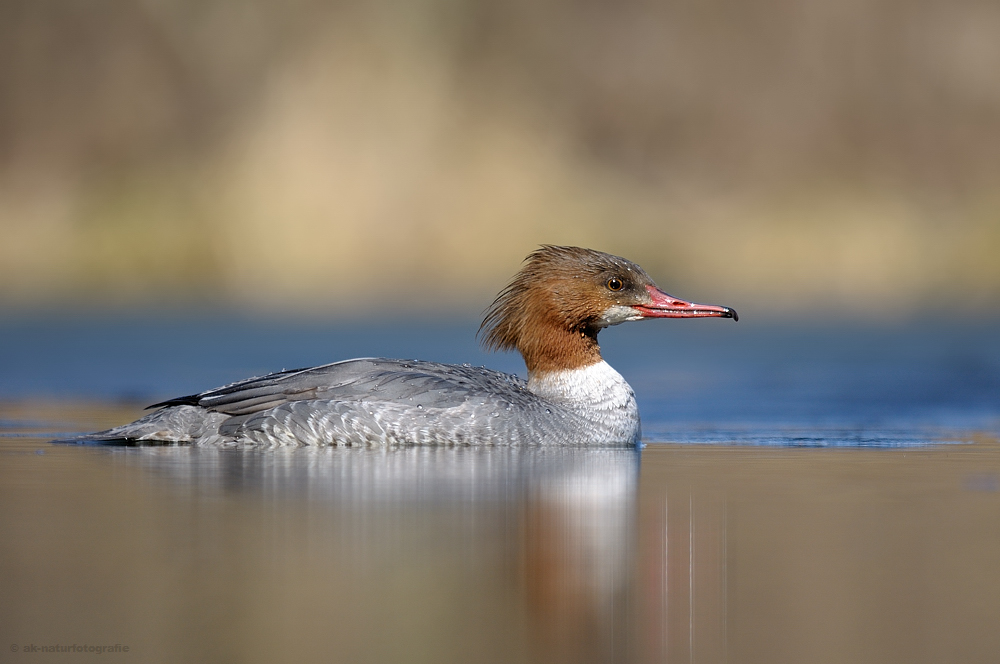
[479,246,737,375]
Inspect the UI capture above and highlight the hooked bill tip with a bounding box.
[725,307,739,322]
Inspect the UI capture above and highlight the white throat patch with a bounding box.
[528,361,638,413]
[527,360,641,443]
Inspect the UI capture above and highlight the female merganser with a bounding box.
[77,246,737,447]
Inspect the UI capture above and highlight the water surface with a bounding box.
[1,316,999,663]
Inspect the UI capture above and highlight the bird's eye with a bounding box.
[607,277,624,291]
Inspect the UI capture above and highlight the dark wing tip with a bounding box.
[145,394,201,410]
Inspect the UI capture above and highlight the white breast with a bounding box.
[527,361,641,443]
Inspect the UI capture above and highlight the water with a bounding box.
[1,315,999,663]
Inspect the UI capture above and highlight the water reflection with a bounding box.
[7,398,1000,663]
[639,480,729,663]
[115,445,639,663]
[122,445,636,502]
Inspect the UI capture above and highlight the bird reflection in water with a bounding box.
[117,445,645,663]
[111,444,731,662]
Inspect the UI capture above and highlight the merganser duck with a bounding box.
[76,246,737,447]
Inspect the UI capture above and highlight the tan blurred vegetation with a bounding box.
[1,0,998,316]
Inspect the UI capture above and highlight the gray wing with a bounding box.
[184,359,566,445]
[153,358,532,415]
[78,359,586,446]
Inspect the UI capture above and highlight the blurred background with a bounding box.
[3,8,999,660]
[1,0,999,317]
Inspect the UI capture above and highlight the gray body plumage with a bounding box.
[81,359,641,447]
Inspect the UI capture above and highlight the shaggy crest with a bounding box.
[478,245,651,372]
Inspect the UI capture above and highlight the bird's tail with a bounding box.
[53,405,226,445]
